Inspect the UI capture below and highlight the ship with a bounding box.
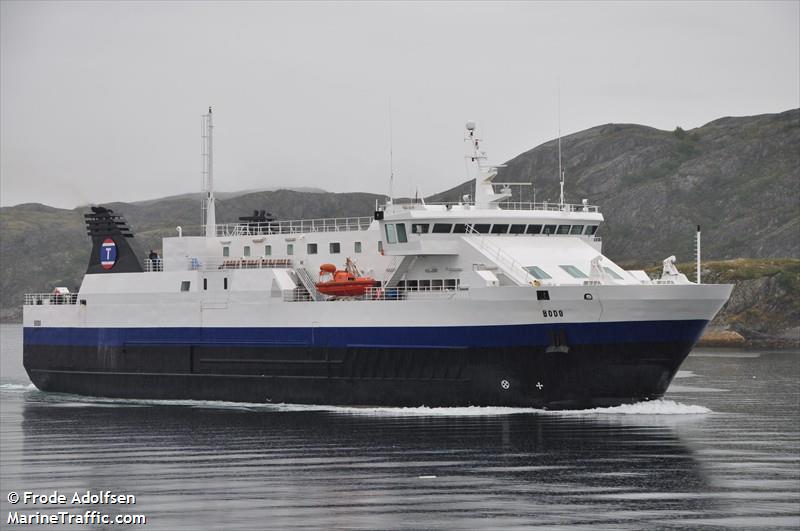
[22,110,733,409]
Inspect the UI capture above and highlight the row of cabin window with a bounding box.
[396,279,460,290]
[385,223,599,242]
[524,264,624,280]
[223,242,363,257]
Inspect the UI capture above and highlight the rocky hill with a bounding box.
[432,108,799,263]
[653,259,799,348]
[2,110,798,341]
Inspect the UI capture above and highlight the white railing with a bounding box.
[25,293,78,305]
[216,216,373,237]
[364,286,460,301]
[189,257,294,271]
[464,225,534,286]
[144,259,163,272]
[283,289,314,302]
[380,201,600,213]
[281,286,462,302]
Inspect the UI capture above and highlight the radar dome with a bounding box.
[465,120,476,131]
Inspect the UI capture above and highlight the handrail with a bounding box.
[216,216,373,237]
[24,293,78,305]
[189,257,294,271]
[144,259,163,272]
[380,201,600,213]
[464,224,534,286]
[364,286,460,301]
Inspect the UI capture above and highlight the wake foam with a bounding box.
[543,399,711,416]
[5,388,711,416]
[0,383,36,391]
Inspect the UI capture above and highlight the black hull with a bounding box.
[24,341,694,409]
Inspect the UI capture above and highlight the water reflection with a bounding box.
[11,391,718,530]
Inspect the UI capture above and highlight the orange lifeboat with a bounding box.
[315,259,375,297]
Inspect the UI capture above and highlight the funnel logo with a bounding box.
[100,238,117,270]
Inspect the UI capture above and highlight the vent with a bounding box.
[84,206,134,238]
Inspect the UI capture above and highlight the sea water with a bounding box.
[1,324,798,529]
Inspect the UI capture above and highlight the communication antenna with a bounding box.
[201,107,216,237]
[558,81,565,208]
[388,99,394,203]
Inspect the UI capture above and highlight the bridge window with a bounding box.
[385,224,397,244]
[411,223,429,235]
[556,225,571,235]
[603,267,624,280]
[433,223,452,233]
[453,224,467,234]
[543,225,557,235]
[491,224,509,234]
[585,225,599,235]
[244,245,251,256]
[354,241,362,253]
[526,224,542,234]
[330,242,341,254]
[396,223,408,243]
[560,265,588,278]
[307,243,318,254]
[509,224,526,234]
[473,224,491,234]
[570,225,584,235]
[181,281,191,292]
[264,245,272,256]
[524,266,552,279]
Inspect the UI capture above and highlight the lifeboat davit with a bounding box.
[315,260,376,297]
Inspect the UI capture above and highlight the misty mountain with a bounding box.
[430,108,799,264]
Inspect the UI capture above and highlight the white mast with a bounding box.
[558,83,565,209]
[388,100,394,204]
[201,107,216,237]
[466,121,510,209]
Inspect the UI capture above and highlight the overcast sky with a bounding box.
[1,0,798,209]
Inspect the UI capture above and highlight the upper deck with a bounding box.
[212,200,602,238]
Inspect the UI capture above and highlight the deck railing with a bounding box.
[190,257,294,271]
[282,286,463,302]
[24,293,78,305]
[382,200,600,213]
[216,216,374,237]
[144,259,163,272]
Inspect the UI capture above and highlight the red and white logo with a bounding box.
[100,238,117,270]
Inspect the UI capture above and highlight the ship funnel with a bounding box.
[84,207,143,274]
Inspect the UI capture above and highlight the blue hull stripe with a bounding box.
[24,320,708,348]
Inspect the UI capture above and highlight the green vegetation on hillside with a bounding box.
[645,259,800,345]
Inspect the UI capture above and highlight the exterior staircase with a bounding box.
[294,267,326,301]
